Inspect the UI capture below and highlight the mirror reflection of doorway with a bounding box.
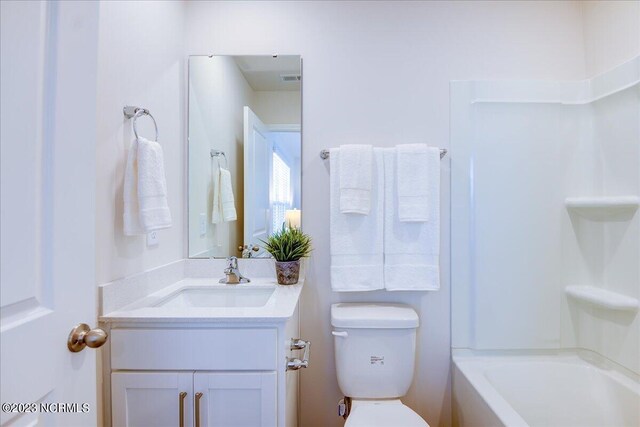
[244,106,301,255]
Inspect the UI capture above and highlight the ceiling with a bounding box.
[233,55,301,91]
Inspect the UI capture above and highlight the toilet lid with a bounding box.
[345,402,429,427]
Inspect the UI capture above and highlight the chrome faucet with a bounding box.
[219,256,250,284]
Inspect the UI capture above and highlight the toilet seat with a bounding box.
[344,399,429,427]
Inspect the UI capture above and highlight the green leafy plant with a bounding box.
[261,225,312,262]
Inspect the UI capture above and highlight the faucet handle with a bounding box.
[226,256,238,269]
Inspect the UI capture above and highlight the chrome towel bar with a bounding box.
[320,147,447,160]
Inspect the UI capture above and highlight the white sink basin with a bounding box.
[154,286,276,308]
[100,277,304,322]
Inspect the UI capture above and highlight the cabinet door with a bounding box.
[112,372,193,427]
[194,372,277,427]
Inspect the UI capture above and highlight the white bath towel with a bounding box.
[384,148,440,290]
[339,144,373,215]
[136,137,172,231]
[330,148,384,291]
[396,144,437,222]
[123,138,172,235]
[211,167,237,223]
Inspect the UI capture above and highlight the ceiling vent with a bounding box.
[280,74,301,82]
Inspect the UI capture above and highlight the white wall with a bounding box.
[582,1,640,76]
[185,2,586,426]
[253,91,302,125]
[95,1,185,284]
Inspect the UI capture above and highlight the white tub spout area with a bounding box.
[453,350,640,427]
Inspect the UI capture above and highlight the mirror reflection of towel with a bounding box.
[212,167,237,223]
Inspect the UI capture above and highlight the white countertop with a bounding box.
[100,277,303,324]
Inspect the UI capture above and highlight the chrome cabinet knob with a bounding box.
[67,323,108,352]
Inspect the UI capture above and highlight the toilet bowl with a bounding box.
[345,399,428,427]
[331,303,429,427]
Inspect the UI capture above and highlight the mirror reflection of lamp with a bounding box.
[285,208,301,229]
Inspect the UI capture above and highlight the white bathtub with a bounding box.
[453,350,640,427]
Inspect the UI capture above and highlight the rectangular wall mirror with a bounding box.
[188,55,302,258]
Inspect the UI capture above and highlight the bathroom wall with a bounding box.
[95,1,186,284]
[582,1,640,76]
[185,2,586,426]
[188,56,254,257]
[253,91,302,125]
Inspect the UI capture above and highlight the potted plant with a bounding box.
[261,225,312,285]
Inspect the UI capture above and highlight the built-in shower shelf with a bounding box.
[565,196,639,220]
[565,286,639,311]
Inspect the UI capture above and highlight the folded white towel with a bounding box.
[220,168,237,222]
[123,139,144,236]
[339,144,373,215]
[384,148,440,291]
[330,148,384,291]
[136,137,172,231]
[396,144,435,222]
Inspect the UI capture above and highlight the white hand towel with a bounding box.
[396,144,436,222]
[211,167,222,224]
[123,139,145,235]
[339,144,373,215]
[384,148,440,291]
[219,168,237,222]
[211,167,237,223]
[136,137,172,231]
[330,148,384,292]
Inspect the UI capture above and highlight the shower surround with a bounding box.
[451,57,640,426]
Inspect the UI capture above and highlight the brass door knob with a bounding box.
[67,323,108,352]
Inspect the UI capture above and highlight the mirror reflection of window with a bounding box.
[272,150,292,232]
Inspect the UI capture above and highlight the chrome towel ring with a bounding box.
[123,106,159,142]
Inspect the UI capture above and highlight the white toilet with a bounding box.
[331,303,429,427]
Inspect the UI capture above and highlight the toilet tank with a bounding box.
[331,303,419,399]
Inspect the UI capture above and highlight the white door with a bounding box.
[194,371,277,427]
[0,2,99,426]
[244,107,273,251]
[111,372,194,427]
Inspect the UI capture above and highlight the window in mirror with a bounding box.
[188,55,302,258]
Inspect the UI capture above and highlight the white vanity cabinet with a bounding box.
[103,307,301,427]
[111,372,195,427]
[111,371,276,427]
[194,371,277,426]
